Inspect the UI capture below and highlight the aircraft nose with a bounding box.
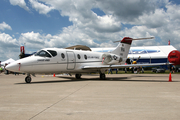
[5,63,20,72]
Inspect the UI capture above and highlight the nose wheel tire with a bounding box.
[25,76,32,83]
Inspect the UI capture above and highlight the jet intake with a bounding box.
[168,50,180,65]
[102,53,122,65]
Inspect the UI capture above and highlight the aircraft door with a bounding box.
[66,51,75,70]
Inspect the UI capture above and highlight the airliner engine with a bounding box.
[102,53,122,65]
[168,50,180,65]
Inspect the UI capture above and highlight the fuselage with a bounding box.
[6,48,123,74]
[6,37,160,83]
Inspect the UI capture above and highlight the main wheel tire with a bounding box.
[100,73,106,80]
[25,76,32,83]
[75,74,81,79]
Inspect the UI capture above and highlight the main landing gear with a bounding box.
[75,74,82,79]
[75,73,106,80]
[25,74,31,83]
[100,73,106,80]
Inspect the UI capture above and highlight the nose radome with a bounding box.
[5,62,19,72]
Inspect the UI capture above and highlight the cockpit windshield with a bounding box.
[47,50,57,57]
[34,50,51,57]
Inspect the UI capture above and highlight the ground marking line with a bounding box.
[29,83,89,120]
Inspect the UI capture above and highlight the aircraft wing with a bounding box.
[82,63,169,70]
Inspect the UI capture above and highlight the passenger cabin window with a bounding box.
[77,54,81,59]
[61,53,65,59]
[35,50,51,58]
[47,50,57,57]
[84,55,87,60]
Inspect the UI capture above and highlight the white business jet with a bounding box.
[6,37,167,83]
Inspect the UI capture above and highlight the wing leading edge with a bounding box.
[82,63,169,70]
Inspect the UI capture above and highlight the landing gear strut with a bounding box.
[100,73,106,80]
[25,75,31,83]
[75,74,82,79]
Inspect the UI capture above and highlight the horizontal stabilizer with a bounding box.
[130,37,155,40]
[113,37,155,43]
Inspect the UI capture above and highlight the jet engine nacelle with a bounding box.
[102,53,122,65]
[168,50,180,65]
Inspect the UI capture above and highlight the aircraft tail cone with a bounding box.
[169,72,172,82]
[53,73,56,77]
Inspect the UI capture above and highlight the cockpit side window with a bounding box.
[35,50,51,58]
[47,50,57,57]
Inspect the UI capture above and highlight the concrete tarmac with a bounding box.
[0,73,180,120]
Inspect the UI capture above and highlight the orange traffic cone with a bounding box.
[53,73,56,77]
[169,72,172,82]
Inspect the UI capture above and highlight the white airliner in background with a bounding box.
[1,58,15,66]
[0,58,15,71]
[6,37,167,83]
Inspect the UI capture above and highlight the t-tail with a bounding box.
[111,37,154,60]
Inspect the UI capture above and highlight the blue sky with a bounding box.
[0,1,72,36]
[0,0,180,61]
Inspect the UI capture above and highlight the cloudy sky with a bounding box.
[0,0,180,61]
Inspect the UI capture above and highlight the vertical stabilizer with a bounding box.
[112,37,132,60]
[112,37,154,61]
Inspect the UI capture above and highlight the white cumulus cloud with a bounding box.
[0,22,12,31]
[29,0,54,15]
[19,31,47,49]
[0,33,19,60]
[9,0,29,11]
[4,0,180,61]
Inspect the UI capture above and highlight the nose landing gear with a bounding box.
[25,74,31,83]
